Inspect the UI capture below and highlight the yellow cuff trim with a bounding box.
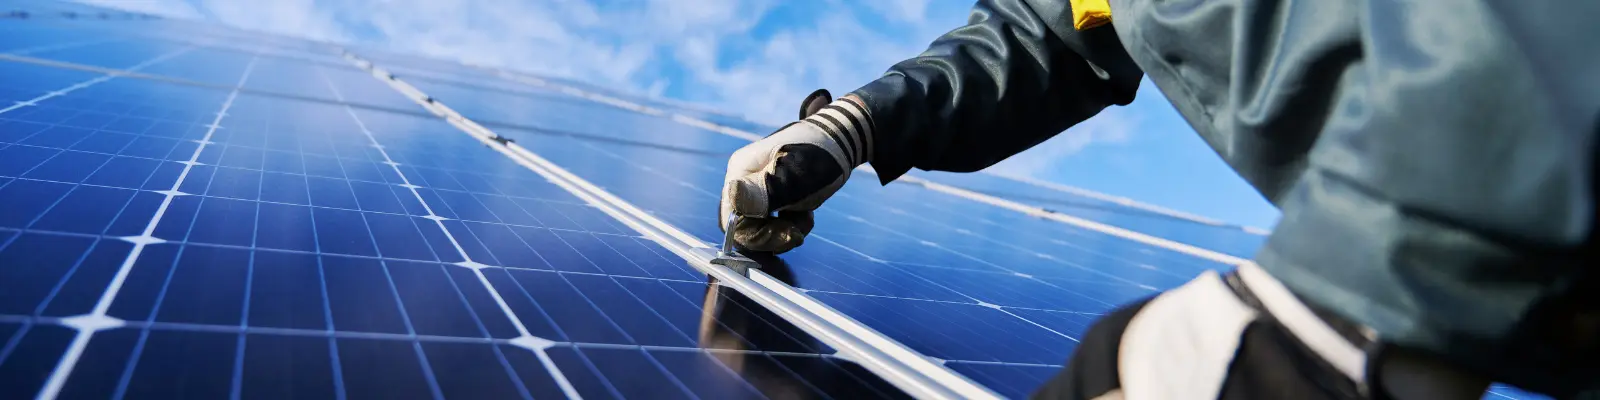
[1070,0,1113,30]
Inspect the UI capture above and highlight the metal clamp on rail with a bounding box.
[709,214,761,276]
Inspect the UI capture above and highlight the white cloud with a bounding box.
[72,0,1143,182]
[73,0,951,123]
[861,0,933,23]
[357,0,658,84]
[670,7,946,124]
[989,104,1140,178]
[198,0,353,42]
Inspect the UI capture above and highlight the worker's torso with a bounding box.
[1099,0,1600,393]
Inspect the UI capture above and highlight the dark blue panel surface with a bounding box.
[0,30,112,55]
[946,362,1061,399]
[0,27,898,397]
[0,324,76,398]
[24,40,187,70]
[914,170,1272,259]
[137,47,257,86]
[407,78,753,154]
[239,334,339,400]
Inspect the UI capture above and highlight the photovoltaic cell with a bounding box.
[406,78,753,154]
[23,40,188,70]
[358,55,779,137]
[945,363,1063,399]
[0,24,910,397]
[501,124,1169,387]
[913,170,1269,258]
[0,4,1548,399]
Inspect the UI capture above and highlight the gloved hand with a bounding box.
[719,89,874,254]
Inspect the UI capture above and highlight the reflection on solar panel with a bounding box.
[0,1,1545,399]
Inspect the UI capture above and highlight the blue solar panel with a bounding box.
[0,3,1552,399]
[911,170,1270,259]
[0,19,912,397]
[503,120,1173,390]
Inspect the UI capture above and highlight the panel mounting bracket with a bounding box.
[709,214,761,276]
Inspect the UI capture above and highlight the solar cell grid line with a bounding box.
[312,67,583,400]
[883,177,1268,260]
[0,92,198,253]
[1,37,119,56]
[555,139,1087,301]
[499,133,1168,382]
[498,74,771,144]
[0,65,885,397]
[823,180,1214,273]
[0,52,462,131]
[388,72,620,115]
[0,291,845,399]
[0,146,600,246]
[543,137,1123,305]
[524,133,1286,390]
[499,132,1177,300]
[922,210,1224,281]
[399,77,752,155]
[440,64,1249,274]
[895,173,1250,267]
[817,190,1188,291]
[0,45,191,115]
[825,190,1203,292]
[3,51,743,162]
[46,16,344,57]
[343,54,997,399]
[539,139,1094,340]
[487,73,1253,271]
[916,170,1224,225]
[13,19,357,71]
[799,237,1085,342]
[29,48,257,400]
[453,69,769,144]
[843,183,1230,284]
[0,85,723,276]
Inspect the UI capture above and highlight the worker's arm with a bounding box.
[851,0,1144,183]
[719,0,1143,253]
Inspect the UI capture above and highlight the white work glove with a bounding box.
[719,89,874,254]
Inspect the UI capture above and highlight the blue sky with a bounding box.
[79,0,1280,228]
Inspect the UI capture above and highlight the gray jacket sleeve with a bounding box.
[848,0,1144,184]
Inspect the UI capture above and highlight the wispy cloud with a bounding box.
[74,0,965,123]
[988,100,1141,179]
[74,0,1150,183]
[199,0,351,42]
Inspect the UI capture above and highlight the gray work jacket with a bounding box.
[849,0,1598,394]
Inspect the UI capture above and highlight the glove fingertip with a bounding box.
[731,218,806,254]
[726,177,772,217]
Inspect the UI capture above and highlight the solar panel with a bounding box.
[0,2,1548,399]
[908,170,1270,258]
[0,16,911,400]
